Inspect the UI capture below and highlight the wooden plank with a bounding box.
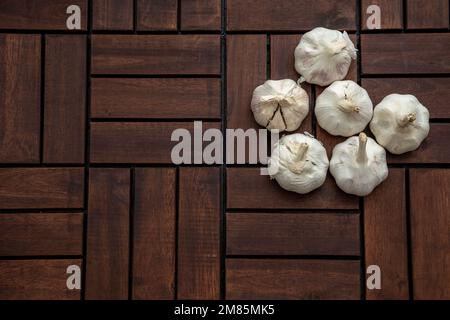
[0,213,83,256]
[44,35,86,163]
[227,213,359,256]
[361,0,403,30]
[178,167,220,299]
[407,0,449,29]
[0,168,84,209]
[361,34,450,74]
[227,35,267,164]
[91,78,220,119]
[227,0,356,31]
[91,35,220,75]
[0,259,82,300]
[132,168,176,300]
[90,122,220,164]
[227,168,359,209]
[227,35,266,130]
[0,34,40,163]
[410,169,450,299]
[181,0,221,31]
[364,169,409,300]
[270,34,312,134]
[226,259,360,299]
[0,0,87,30]
[86,169,130,300]
[387,124,450,163]
[137,0,177,31]
[361,78,450,119]
[93,0,133,30]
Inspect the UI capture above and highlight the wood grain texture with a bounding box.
[181,0,221,31]
[44,35,86,163]
[0,213,83,256]
[410,169,450,300]
[91,35,220,75]
[0,259,82,300]
[362,78,450,119]
[86,169,130,300]
[227,168,358,209]
[226,259,360,299]
[0,168,84,209]
[178,167,220,299]
[137,0,178,31]
[407,0,449,29]
[270,34,312,134]
[91,78,220,119]
[227,213,360,256]
[227,0,356,31]
[0,0,87,30]
[386,124,450,163]
[132,168,176,300]
[227,35,266,129]
[364,169,409,300]
[93,0,133,30]
[361,0,403,30]
[361,34,450,74]
[0,34,40,163]
[227,35,267,164]
[90,122,220,164]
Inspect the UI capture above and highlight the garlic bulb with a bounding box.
[294,27,357,86]
[268,133,329,194]
[315,80,373,137]
[330,133,388,196]
[370,94,430,154]
[251,79,309,132]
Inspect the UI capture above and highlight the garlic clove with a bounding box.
[251,79,309,132]
[294,27,357,86]
[268,133,329,194]
[315,80,373,137]
[370,94,430,154]
[330,132,388,196]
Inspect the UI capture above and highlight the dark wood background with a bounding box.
[0,0,449,300]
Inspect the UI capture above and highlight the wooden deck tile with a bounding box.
[226,259,360,300]
[44,35,86,163]
[410,169,450,299]
[93,0,133,30]
[0,0,88,30]
[227,0,356,31]
[0,34,40,163]
[227,212,360,256]
[0,259,82,300]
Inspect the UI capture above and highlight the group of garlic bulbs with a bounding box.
[251,27,430,196]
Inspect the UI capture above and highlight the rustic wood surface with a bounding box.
[0,0,449,300]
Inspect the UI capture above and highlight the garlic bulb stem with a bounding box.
[356,133,368,164]
[338,99,360,113]
[397,113,416,127]
[288,142,309,174]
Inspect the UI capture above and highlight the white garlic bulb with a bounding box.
[268,133,329,194]
[251,79,309,132]
[330,132,388,196]
[294,27,357,86]
[315,80,373,137]
[370,94,430,154]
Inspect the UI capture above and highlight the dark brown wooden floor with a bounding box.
[0,0,449,300]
